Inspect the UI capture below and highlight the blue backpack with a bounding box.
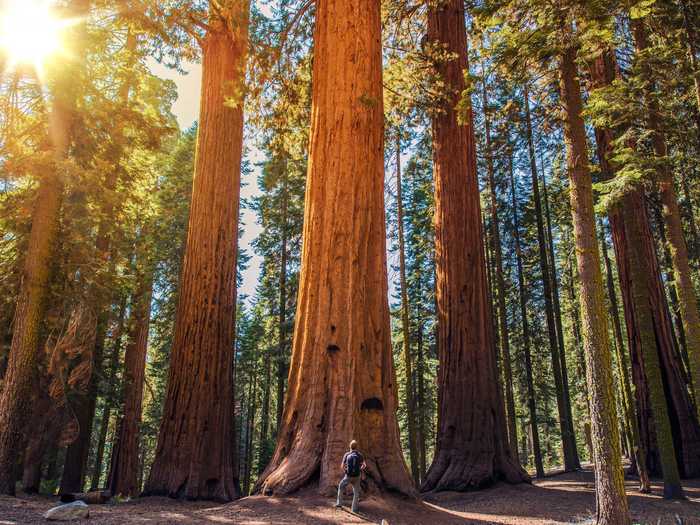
[346,451,361,477]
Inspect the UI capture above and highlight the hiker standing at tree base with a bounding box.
[335,440,366,512]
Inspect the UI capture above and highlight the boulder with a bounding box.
[44,500,89,521]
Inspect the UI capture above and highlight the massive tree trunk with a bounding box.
[421,0,527,492]
[396,134,420,485]
[143,6,249,501]
[523,85,579,471]
[107,270,153,497]
[509,159,545,478]
[255,0,415,498]
[0,0,88,496]
[481,72,518,458]
[559,42,630,524]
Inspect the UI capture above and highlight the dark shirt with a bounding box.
[342,451,364,474]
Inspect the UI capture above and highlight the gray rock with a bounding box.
[44,500,89,521]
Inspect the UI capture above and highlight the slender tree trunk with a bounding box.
[509,160,545,478]
[422,0,527,492]
[107,270,153,497]
[396,134,420,485]
[416,309,427,482]
[0,0,88,496]
[482,71,518,458]
[275,166,289,434]
[633,19,700,424]
[558,41,630,524]
[144,5,249,501]
[90,296,127,491]
[256,0,415,498]
[523,85,579,471]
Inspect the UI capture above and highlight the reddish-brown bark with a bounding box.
[255,0,415,498]
[107,271,153,497]
[421,0,527,492]
[143,6,249,502]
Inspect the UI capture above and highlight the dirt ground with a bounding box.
[0,468,698,524]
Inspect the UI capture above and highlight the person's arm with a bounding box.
[360,453,367,470]
[341,452,347,472]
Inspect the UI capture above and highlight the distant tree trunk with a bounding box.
[0,0,88,496]
[558,40,630,524]
[523,85,578,471]
[243,368,258,495]
[396,134,419,485]
[416,309,427,481]
[90,297,127,491]
[256,0,415,498]
[633,19,700,425]
[482,71,518,458]
[107,270,153,498]
[422,0,527,492]
[260,348,272,447]
[509,158,545,478]
[144,5,249,501]
[275,166,289,433]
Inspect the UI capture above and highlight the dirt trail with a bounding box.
[0,468,698,524]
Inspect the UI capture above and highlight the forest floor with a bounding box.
[0,467,698,525]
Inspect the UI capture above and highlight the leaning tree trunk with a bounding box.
[107,269,153,497]
[255,0,416,498]
[396,134,420,485]
[591,44,700,481]
[559,41,630,525]
[0,0,88,496]
[143,5,249,502]
[421,0,527,492]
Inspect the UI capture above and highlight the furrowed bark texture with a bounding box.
[143,8,248,501]
[422,0,527,492]
[256,0,415,498]
[108,271,153,497]
[559,43,630,525]
[0,0,88,495]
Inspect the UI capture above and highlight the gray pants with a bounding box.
[336,474,361,512]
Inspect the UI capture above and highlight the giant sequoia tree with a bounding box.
[143,1,249,501]
[256,0,416,497]
[421,0,527,492]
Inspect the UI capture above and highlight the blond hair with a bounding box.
[350,440,358,450]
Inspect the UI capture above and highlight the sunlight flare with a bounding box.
[0,0,71,75]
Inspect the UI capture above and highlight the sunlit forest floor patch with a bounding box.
[0,467,698,524]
